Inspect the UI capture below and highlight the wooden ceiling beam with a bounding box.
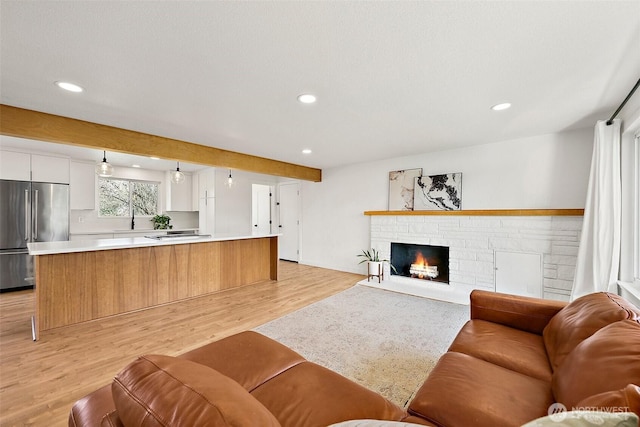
[0,105,322,182]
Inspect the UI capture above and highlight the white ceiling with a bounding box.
[1,1,639,171]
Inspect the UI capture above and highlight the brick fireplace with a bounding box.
[365,210,584,303]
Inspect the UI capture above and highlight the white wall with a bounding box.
[214,169,278,235]
[301,127,594,274]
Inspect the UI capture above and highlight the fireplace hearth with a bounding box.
[391,243,449,284]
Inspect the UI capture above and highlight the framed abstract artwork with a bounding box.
[413,173,462,211]
[388,168,422,211]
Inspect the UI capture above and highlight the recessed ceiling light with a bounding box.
[302,149,312,154]
[132,164,141,168]
[55,81,84,93]
[150,156,160,160]
[491,102,512,111]
[297,94,317,104]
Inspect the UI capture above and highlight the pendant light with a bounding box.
[170,162,185,184]
[227,169,233,187]
[95,151,114,177]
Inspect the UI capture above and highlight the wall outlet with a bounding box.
[78,216,84,223]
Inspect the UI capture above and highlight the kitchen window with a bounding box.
[98,178,159,217]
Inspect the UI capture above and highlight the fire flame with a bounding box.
[410,252,438,280]
[414,252,428,267]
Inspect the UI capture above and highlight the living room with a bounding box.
[1,1,640,426]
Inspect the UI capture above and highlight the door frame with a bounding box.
[251,183,274,235]
[277,181,301,262]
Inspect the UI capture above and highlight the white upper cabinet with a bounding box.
[70,161,96,210]
[198,168,215,199]
[191,173,199,211]
[0,150,31,181]
[0,150,70,183]
[31,154,70,183]
[165,172,194,211]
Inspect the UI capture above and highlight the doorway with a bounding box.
[251,184,272,235]
[278,182,300,262]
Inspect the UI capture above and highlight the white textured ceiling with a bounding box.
[1,1,639,171]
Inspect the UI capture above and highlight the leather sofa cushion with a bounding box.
[407,352,553,427]
[448,319,553,382]
[112,354,281,427]
[250,361,407,427]
[180,331,305,392]
[553,320,640,409]
[576,385,640,417]
[543,292,640,371]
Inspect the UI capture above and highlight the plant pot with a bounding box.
[368,261,382,276]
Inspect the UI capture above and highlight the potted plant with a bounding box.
[151,214,172,230]
[357,249,397,278]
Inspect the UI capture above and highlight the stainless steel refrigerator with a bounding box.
[0,180,69,292]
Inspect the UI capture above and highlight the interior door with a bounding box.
[252,184,272,235]
[278,182,299,262]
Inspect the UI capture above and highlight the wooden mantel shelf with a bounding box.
[364,209,584,217]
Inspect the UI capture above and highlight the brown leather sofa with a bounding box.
[69,290,640,427]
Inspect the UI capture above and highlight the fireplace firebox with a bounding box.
[390,243,449,284]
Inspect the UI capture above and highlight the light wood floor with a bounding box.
[0,262,362,427]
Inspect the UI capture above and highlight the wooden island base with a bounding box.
[34,236,278,339]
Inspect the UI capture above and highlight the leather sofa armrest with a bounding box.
[69,384,115,427]
[470,290,567,334]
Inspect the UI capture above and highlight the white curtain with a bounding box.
[571,119,622,300]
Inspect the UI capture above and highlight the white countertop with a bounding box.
[28,233,280,255]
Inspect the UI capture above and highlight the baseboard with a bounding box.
[358,278,470,305]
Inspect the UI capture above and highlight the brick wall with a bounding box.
[370,215,583,302]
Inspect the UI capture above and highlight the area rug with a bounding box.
[254,284,468,407]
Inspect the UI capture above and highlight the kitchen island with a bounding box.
[28,233,279,339]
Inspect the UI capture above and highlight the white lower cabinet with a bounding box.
[69,233,114,241]
[70,231,166,241]
[113,231,164,238]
